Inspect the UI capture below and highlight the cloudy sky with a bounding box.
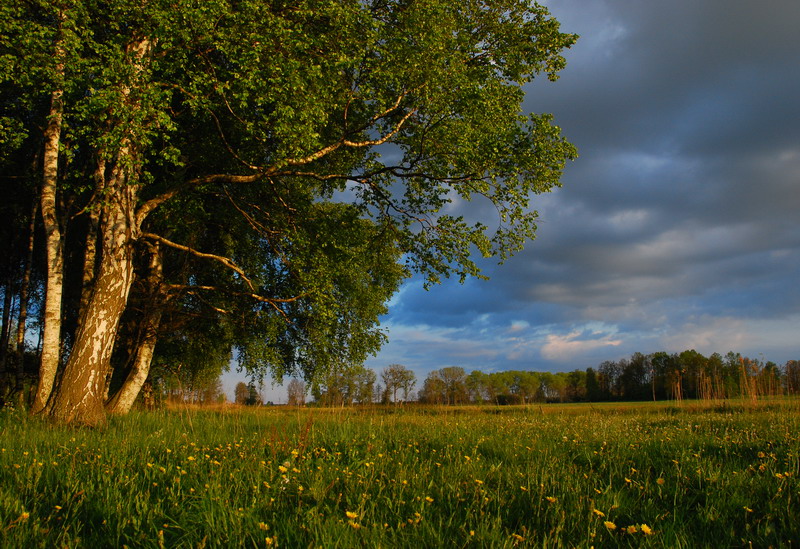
[239,0,800,402]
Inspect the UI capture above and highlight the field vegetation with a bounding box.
[2,399,799,547]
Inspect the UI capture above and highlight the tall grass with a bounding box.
[1,400,798,547]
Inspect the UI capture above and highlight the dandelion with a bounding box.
[511,533,525,541]
[346,511,359,520]
[640,524,654,535]
[425,496,434,503]
[592,509,605,517]
[278,465,289,473]
[545,496,557,503]
[626,525,637,534]
[656,478,665,485]
[743,506,753,513]
[604,521,617,530]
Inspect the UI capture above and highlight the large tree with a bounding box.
[1,0,576,425]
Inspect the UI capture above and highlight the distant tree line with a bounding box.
[284,350,799,407]
[419,351,800,404]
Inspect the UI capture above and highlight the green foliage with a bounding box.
[1,0,578,403]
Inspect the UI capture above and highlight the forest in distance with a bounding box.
[214,349,800,409]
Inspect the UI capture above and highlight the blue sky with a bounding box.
[231,0,800,403]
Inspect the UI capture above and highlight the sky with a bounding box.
[231,0,800,403]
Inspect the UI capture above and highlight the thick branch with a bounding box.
[140,232,255,291]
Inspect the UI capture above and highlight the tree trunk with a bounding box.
[106,244,163,414]
[14,197,38,402]
[49,184,138,425]
[32,81,65,414]
[0,284,12,371]
[46,37,153,425]
[78,159,105,320]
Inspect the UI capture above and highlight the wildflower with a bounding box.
[592,509,605,517]
[346,511,359,520]
[278,465,288,473]
[511,533,525,541]
[640,524,653,535]
[656,478,665,485]
[604,521,617,530]
[626,525,637,534]
[743,506,753,513]
[258,522,270,531]
[20,512,30,521]
[425,496,434,503]
[265,537,275,545]
[545,496,557,503]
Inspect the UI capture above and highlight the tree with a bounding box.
[2,0,576,424]
[234,382,249,405]
[419,367,467,405]
[287,379,306,407]
[381,364,417,404]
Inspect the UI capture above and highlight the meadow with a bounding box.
[1,400,798,548]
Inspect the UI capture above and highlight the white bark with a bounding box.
[32,83,65,414]
[107,246,163,414]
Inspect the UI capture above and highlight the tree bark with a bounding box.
[106,244,163,414]
[78,159,105,320]
[0,284,12,371]
[32,77,65,414]
[49,182,138,425]
[14,197,38,402]
[47,37,153,425]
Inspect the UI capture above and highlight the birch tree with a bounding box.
[2,0,576,425]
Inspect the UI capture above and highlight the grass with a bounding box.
[1,399,799,547]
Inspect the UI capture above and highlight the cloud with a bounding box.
[364,0,800,381]
[540,327,623,362]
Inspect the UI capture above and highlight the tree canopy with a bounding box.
[0,0,577,424]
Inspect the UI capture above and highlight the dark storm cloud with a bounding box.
[367,0,800,376]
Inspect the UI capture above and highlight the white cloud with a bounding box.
[540,328,622,362]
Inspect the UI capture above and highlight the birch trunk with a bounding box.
[32,82,65,414]
[106,245,163,414]
[49,183,138,425]
[47,37,153,425]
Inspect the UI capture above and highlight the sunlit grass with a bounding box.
[1,399,799,547]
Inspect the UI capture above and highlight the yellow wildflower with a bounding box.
[425,496,434,503]
[345,511,359,520]
[656,478,665,485]
[545,496,557,503]
[604,521,617,530]
[592,509,605,517]
[640,524,653,535]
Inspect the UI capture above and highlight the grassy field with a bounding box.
[1,400,799,548]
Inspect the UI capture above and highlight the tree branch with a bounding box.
[140,232,255,291]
